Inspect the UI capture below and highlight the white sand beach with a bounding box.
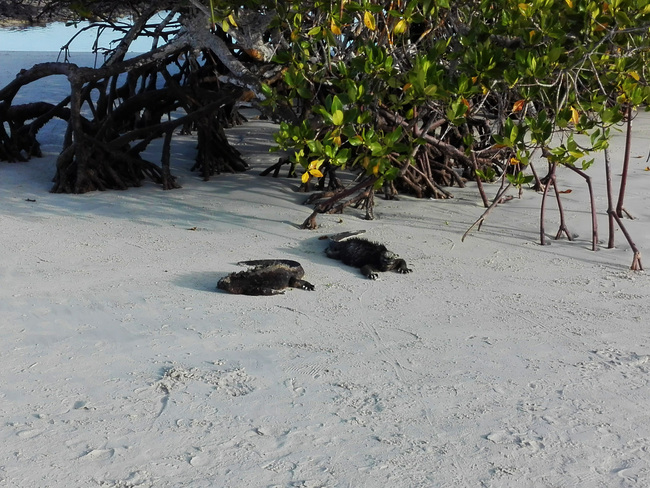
[1,49,650,487]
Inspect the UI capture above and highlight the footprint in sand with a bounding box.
[80,448,115,461]
[16,428,42,439]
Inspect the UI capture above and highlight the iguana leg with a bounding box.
[393,259,412,274]
[244,287,285,296]
[360,265,379,280]
[290,278,315,291]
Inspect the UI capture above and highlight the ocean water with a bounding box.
[1,18,177,151]
[0,18,155,52]
[0,51,92,150]
[1,51,100,101]
[0,18,153,107]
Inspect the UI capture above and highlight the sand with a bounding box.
[1,50,650,487]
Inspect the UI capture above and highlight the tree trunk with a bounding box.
[1,6,261,194]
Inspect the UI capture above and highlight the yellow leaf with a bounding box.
[309,159,324,170]
[330,19,342,36]
[570,107,579,125]
[565,0,573,7]
[509,157,520,165]
[645,166,650,171]
[228,13,238,27]
[512,99,526,112]
[332,109,344,126]
[310,169,324,178]
[402,82,412,92]
[461,97,470,109]
[393,19,408,35]
[333,135,342,146]
[301,172,310,183]
[364,11,376,31]
[629,71,640,81]
[518,3,529,10]
[372,163,380,176]
[482,85,490,95]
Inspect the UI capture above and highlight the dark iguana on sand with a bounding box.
[324,231,412,280]
[217,260,315,296]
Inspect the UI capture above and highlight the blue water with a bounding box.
[0,51,87,149]
[0,50,160,150]
[0,21,155,107]
[0,19,155,52]
[0,18,177,151]
[1,51,108,103]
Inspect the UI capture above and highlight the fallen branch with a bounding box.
[462,183,513,242]
[301,176,378,229]
[608,210,643,271]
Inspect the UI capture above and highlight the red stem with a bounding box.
[539,163,555,246]
[604,147,616,249]
[616,104,632,218]
[565,165,598,252]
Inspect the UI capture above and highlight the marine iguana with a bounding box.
[217,259,315,296]
[324,231,412,279]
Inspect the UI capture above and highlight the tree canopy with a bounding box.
[1,0,649,268]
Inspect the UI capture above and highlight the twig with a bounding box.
[539,162,553,246]
[565,164,598,251]
[470,151,490,207]
[615,104,634,219]
[461,183,512,242]
[604,146,616,248]
[551,175,573,241]
[608,211,643,271]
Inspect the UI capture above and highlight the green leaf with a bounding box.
[492,134,512,148]
[331,95,344,113]
[581,158,594,171]
[385,126,403,146]
[307,140,324,154]
[424,84,437,96]
[506,171,534,187]
[348,136,364,146]
[601,107,623,124]
[297,86,312,99]
[614,11,631,26]
[316,108,334,125]
[332,109,344,126]
[548,46,564,63]
[368,142,383,155]
[260,84,272,98]
[384,167,400,181]
[307,26,321,36]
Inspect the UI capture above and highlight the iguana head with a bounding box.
[380,250,399,268]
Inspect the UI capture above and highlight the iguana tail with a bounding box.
[327,230,367,242]
[237,259,303,268]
